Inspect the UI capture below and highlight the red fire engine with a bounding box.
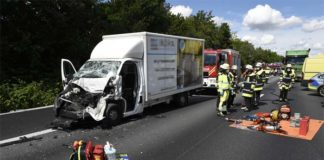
[203,49,241,89]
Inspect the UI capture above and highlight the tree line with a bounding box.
[1,0,282,83]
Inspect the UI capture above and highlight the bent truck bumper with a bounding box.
[56,108,91,120]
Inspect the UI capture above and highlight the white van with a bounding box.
[54,32,205,126]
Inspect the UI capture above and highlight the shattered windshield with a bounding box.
[75,61,121,78]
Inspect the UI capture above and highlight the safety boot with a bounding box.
[217,111,225,117]
[241,106,249,112]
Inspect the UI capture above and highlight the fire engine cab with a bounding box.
[203,49,241,89]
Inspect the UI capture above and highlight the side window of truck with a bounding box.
[63,62,76,78]
[219,53,227,65]
[233,55,237,65]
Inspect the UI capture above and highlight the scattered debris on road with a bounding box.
[225,105,324,140]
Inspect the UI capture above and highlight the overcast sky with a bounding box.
[167,0,324,56]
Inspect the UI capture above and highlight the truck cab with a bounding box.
[58,58,144,126]
[203,49,240,89]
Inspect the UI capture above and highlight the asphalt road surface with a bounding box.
[0,76,323,160]
[0,107,54,140]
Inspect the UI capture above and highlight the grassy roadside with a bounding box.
[0,80,61,113]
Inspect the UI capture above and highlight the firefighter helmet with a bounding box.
[270,109,280,122]
[231,65,237,70]
[246,64,253,70]
[255,62,262,67]
[286,64,292,68]
[279,105,291,120]
[220,63,229,70]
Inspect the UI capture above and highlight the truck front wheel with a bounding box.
[102,103,122,128]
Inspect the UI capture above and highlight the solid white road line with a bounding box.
[0,105,53,116]
[0,129,56,145]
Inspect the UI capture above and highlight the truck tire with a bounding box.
[318,86,324,97]
[174,93,188,107]
[102,103,122,128]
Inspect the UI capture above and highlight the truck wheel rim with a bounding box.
[109,110,118,120]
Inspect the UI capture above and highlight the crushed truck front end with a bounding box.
[54,60,123,122]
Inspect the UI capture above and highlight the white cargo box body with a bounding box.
[90,32,204,102]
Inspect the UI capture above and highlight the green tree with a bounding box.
[233,38,283,67]
[1,0,108,82]
[218,23,232,49]
[104,0,170,33]
[168,10,220,49]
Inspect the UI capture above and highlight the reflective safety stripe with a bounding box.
[242,93,253,97]
[242,89,253,94]
[279,85,290,89]
[254,87,263,91]
[255,83,263,87]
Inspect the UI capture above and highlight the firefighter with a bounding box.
[264,66,271,83]
[254,62,265,106]
[241,65,256,112]
[278,64,295,102]
[216,63,230,116]
[227,65,238,110]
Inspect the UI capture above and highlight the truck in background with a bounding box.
[55,32,204,127]
[285,49,310,81]
[203,49,240,90]
[301,54,324,87]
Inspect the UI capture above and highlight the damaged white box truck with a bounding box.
[54,32,204,127]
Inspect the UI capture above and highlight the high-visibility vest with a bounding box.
[242,82,255,98]
[280,69,295,80]
[258,69,267,83]
[242,73,256,98]
[279,69,295,89]
[217,72,230,92]
[228,71,237,89]
[254,70,264,91]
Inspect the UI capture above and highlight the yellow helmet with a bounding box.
[270,110,280,122]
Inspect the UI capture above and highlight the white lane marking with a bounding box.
[0,129,56,145]
[0,105,53,116]
[261,94,264,97]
